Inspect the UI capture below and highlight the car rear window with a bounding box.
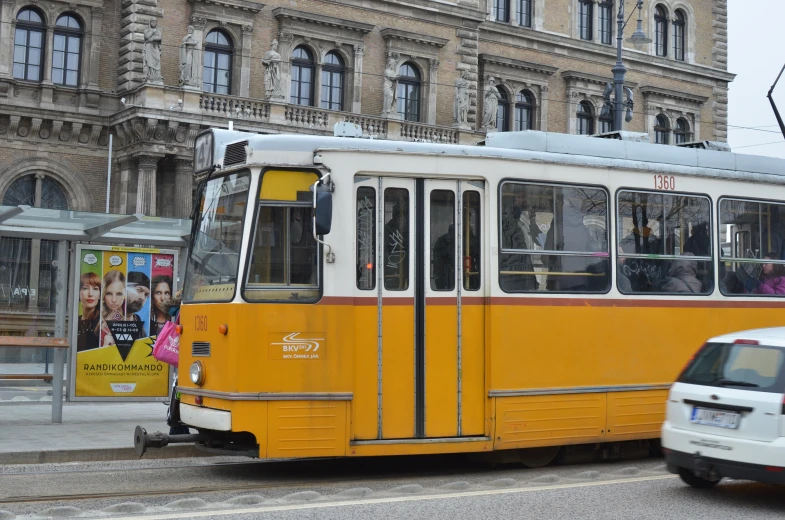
[679,342,785,393]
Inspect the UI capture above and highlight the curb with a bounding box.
[0,445,216,465]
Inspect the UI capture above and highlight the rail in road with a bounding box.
[0,455,676,518]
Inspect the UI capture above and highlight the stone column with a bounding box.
[42,25,54,84]
[314,62,324,108]
[428,58,439,125]
[240,25,253,98]
[135,155,161,215]
[173,158,194,218]
[352,44,364,113]
[116,157,134,214]
[87,7,104,89]
[539,85,549,132]
[0,0,15,79]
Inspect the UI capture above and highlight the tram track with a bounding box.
[0,461,491,505]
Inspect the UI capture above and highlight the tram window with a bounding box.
[356,187,376,290]
[244,204,319,302]
[464,191,481,291]
[184,171,250,303]
[617,191,713,295]
[431,190,455,291]
[499,181,609,293]
[718,198,785,296]
[384,188,409,291]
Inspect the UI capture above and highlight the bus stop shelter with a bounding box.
[0,205,190,422]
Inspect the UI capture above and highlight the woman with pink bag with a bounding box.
[153,289,190,435]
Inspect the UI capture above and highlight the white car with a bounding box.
[662,327,785,488]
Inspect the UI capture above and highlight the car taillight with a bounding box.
[734,339,759,345]
[781,395,785,415]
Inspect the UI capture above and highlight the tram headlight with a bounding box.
[189,361,205,386]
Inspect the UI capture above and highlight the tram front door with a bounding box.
[354,177,486,439]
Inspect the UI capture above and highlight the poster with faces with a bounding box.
[72,246,176,399]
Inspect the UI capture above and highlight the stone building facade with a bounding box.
[0,0,732,336]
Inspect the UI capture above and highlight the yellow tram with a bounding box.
[136,129,785,466]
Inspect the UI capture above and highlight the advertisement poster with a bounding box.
[70,245,177,399]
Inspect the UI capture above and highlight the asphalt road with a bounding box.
[2,455,783,519]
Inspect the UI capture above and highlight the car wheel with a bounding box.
[678,467,721,489]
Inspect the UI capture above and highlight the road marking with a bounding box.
[108,474,678,519]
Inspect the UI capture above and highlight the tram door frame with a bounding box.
[355,176,485,440]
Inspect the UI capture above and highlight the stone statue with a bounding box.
[262,39,284,100]
[143,19,163,84]
[382,56,399,118]
[179,25,199,87]
[453,70,470,128]
[481,77,502,129]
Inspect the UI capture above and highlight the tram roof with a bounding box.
[205,129,785,185]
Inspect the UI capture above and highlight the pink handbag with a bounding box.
[152,315,180,367]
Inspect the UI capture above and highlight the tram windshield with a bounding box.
[184,171,251,302]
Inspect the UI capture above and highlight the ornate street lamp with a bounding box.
[601,0,652,131]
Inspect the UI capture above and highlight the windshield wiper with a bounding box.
[715,379,759,388]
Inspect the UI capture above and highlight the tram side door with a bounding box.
[353,176,485,440]
[423,180,485,438]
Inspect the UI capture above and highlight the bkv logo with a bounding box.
[270,333,325,359]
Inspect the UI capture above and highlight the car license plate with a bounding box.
[690,407,740,429]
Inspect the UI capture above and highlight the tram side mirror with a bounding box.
[315,191,332,236]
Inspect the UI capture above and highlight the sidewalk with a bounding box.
[0,402,209,464]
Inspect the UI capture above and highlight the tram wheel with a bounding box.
[519,446,561,468]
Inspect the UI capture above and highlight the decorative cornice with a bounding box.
[639,86,709,104]
[273,8,374,34]
[188,0,264,14]
[561,70,638,89]
[480,54,557,76]
[380,28,449,48]
[480,22,735,85]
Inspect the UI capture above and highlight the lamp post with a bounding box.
[603,0,651,131]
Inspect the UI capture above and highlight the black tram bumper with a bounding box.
[665,448,785,485]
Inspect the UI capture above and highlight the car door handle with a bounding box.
[683,399,754,413]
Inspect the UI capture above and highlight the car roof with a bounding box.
[707,327,785,347]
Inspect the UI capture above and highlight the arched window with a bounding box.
[3,175,68,209]
[494,0,510,23]
[203,30,232,94]
[514,90,535,131]
[599,0,614,45]
[673,10,686,61]
[674,117,690,144]
[290,46,315,106]
[518,0,532,27]
[397,62,421,122]
[53,14,82,87]
[321,51,344,111]
[579,0,593,40]
[599,106,614,133]
[577,101,594,135]
[1,174,68,310]
[655,114,670,144]
[655,5,668,57]
[496,89,510,131]
[13,8,45,82]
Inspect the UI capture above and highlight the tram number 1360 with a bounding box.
[195,315,208,331]
[654,175,676,191]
